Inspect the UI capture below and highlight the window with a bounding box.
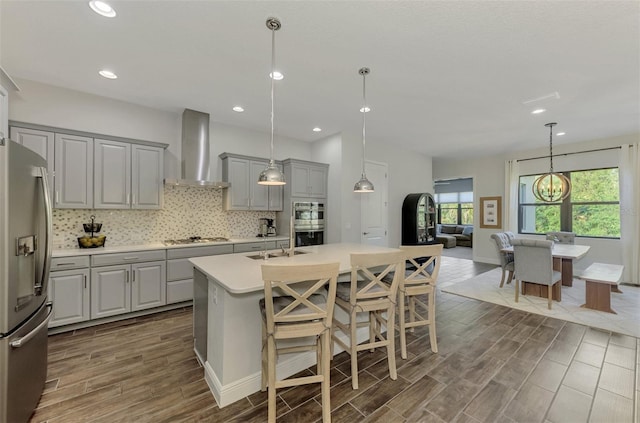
[434,191,473,225]
[518,168,620,238]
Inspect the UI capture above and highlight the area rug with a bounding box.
[440,267,640,338]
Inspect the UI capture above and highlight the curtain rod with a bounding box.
[516,145,622,163]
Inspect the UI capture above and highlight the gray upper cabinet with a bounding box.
[94,139,131,208]
[94,140,164,209]
[54,133,93,209]
[284,159,329,199]
[132,144,164,209]
[10,126,55,200]
[220,153,282,211]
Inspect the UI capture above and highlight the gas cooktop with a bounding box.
[163,236,230,246]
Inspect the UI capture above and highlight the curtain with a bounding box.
[619,144,639,285]
[503,159,519,232]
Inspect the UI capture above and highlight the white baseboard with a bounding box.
[204,327,369,408]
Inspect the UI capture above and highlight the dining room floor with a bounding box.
[30,256,638,422]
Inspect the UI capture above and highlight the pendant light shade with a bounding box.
[258,17,286,186]
[532,122,571,202]
[354,67,374,193]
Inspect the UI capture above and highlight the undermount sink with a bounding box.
[247,250,308,260]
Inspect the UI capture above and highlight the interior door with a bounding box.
[361,161,388,247]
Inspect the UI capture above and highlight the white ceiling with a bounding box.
[1,1,638,160]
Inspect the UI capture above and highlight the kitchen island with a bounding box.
[189,242,401,407]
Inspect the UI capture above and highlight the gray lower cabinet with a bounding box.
[91,260,166,319]
[90,250,167,319]
[166,244,233,304]
[49,268,90,328]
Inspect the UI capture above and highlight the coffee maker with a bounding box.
[259,218,277,237]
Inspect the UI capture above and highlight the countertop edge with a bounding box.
[53,236,290,257]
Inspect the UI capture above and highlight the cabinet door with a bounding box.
[224,157,251,210]
[308,165,328,198]
[131,261,166,311]
[290,164,311,197]
[49,268,90,327]
[94,139,131,209]
[91,265,130,319]
[132,145,164,209]
[10,127,55,200]
[54,133,93,208]
[249,160,269,210]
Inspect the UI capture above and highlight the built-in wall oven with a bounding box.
[293,202,325,246]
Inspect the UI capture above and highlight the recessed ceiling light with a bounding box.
[556,132,566,136]
[232,106,244,112]
[269,71,284,80]
[359,107,371,113]
[312,127,322,132]
[98,70,117,79]
[531,108,546,114]
[89,0,116,18]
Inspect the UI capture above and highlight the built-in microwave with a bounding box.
[295,230,324,247]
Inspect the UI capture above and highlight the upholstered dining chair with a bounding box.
[491,232,515,288]
[546,231,576,244]
[332,251,404,390]
[512,239,562,310]
[396,244,443,359]
[260,262,340,423]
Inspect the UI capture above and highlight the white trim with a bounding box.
[204,327,369,408]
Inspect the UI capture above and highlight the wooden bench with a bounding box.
[576,263,624,314]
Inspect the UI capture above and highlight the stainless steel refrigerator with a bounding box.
[0,139,53,423]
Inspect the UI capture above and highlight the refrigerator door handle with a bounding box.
[34,166,53,297]
[10,302,53,348]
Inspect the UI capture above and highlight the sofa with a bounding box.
[435,224,473,248]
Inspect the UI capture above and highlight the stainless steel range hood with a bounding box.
[164,109,229,188]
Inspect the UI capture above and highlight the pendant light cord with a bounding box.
[361,71,367,175]
[549,124,554,172]
[270,27,276,163]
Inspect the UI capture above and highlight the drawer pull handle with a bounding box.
[123,257,138,260]
[56,262,76,266]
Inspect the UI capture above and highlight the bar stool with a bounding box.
[396,244,442,358]
[331,251,404,389]
[260,262,340,423]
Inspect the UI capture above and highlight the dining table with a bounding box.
[502,243,590,301]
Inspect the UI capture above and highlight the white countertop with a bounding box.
[189,242,402,294]
[52,236,289,257]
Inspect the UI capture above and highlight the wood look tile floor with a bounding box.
[31,257,639,423]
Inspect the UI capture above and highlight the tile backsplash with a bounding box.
[53,185,276,249]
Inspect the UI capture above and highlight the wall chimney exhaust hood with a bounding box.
[164,109,229,188]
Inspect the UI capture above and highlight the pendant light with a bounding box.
[353,67,374,193]
[532,122,571,202]
[258,17,286,186]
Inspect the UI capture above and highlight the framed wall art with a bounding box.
[480,196,502,229]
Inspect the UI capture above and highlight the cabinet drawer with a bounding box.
[166,244,233,260]
[51,256,90,270]
[167,258,197,281]
[234,241,276,253]
[91,249,166,267]
[167,279,193,304]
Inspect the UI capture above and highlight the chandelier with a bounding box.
[532,122,571,202]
